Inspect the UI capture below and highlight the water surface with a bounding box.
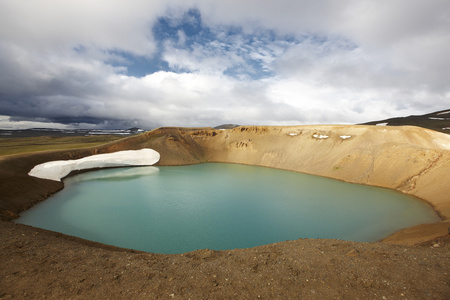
[17,163,439,254]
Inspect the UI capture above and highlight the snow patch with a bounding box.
[288,132,299,136]
[88,131,131,135]
[429,117,445,120]
[313,134,329,139]
[376,123,388,126]
[437,110,450,115]
[28,149,160,182]
[340,135,352,140]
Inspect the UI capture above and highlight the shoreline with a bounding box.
[3,158,446,245]
[1,125,450,242]
[1,217,449,299]
[16,161,442,252]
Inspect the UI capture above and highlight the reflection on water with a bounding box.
[69,166,160,182]
[16,163,440,254]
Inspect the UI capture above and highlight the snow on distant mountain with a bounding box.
[361,109,450,134]
[0,128,146,138]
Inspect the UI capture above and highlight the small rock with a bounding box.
[432,243,440,248]
[346,249,360,257]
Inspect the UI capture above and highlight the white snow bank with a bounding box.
[429,117,445,120]
[437,110,450,115]
[376,123,388,126]
[313,134,329,139]
[340,135,352,140]
[288,132,299,136]
[28,149,160,182]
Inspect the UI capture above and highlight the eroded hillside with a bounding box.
[1,125,450,243]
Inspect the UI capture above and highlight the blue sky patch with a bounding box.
[102,9,358,81]
[113,9,302,79]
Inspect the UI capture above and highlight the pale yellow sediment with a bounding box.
[178,125,450,243]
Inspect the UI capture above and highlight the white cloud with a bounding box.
[0,1,449,129]
[162,40,245,75]
[0,0,163,56]
[0,115,71,130]
[160,28,292,77]
[192,0,348,34]
[342,0,450,46]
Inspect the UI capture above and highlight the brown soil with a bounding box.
[1,220,449,299]
[1,125,449,299]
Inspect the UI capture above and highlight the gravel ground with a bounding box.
[1,220,448,299]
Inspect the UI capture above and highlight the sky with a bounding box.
[0,0,449,130]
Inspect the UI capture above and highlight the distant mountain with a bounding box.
[214,124,240,129]
[0,128,146,138]
[361,109,450,134]
[127,127,145,133]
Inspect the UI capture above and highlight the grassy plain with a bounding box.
[0,135,123,157]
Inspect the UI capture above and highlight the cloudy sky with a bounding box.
[0,0,449,129]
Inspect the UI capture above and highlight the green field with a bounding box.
[0,135,123,157]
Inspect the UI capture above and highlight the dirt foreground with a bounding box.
[1,220,449,299]
[1,125,449,299]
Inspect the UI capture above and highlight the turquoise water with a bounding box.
[16,163,439,254]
